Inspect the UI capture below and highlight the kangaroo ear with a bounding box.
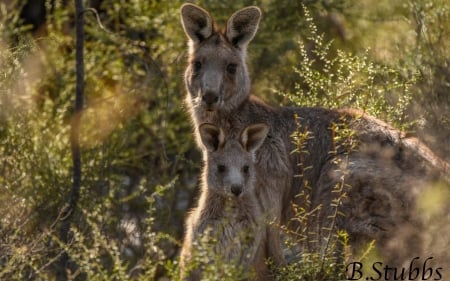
[199,123,225,152]
[180,4,214,44]
[240,123,269,154]
[226,6,261,49]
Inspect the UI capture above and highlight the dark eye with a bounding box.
[218,165,226,173]
[226,63,237,75]
[243,165,249,173]
[193,61,202,73]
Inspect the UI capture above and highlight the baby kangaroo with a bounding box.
[180,123,272,281]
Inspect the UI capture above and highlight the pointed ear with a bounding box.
[199,123,225,152]
[240,123,269,154]
[226,6,261,49]
[180,4,214,44]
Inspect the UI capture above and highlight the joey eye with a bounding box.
[226,63,237,75]
[193,61,202,73]
[217,165,226,173]
[243,165,249,173]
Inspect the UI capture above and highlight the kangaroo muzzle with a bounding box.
[230,184,243,196]
[202,91,219,108]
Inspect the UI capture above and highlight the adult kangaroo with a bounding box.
[180,3,450,276]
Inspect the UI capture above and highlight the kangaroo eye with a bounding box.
[243,165,249,173]
[193,61,202,72]
[217,165,226,173]
[226,63,237,75]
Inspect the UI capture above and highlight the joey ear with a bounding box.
[226,6,261,49]
[180,4,214,44]
[199,123,225,152]
[240,123,269,154]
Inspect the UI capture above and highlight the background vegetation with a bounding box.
[0,0,448,280]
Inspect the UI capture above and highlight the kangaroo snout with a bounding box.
[202,91,219,107]
[230,184,243,196]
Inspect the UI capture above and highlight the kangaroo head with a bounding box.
[199,123,268,197]
[181,4,261,114]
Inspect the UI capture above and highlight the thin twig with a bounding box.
[57,0,85,279]
[82,7,112,33]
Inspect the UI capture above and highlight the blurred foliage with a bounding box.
[0,0,448,280]
[281,5,416,129]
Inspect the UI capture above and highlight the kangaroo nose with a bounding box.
[202,92,219,106]
[230,185,242,197]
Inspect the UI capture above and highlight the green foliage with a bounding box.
[0,42,70,281]
[279,118,356,280]
[282,6,416,130]
[404,0,450,158]
[59,180,177,281]
[179,230,252,281]
[1,1,191,279]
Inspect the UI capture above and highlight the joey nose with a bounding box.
[230,185,242,197]
[202,92,219,106]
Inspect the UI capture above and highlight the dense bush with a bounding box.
[0,0,448,280]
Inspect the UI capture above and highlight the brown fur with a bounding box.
[180,3,450,279]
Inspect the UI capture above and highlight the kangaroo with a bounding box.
[180,3,450,277]
[180,123,272,281]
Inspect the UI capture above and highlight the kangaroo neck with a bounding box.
[203,187,256,208]
[196,95,251,125]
